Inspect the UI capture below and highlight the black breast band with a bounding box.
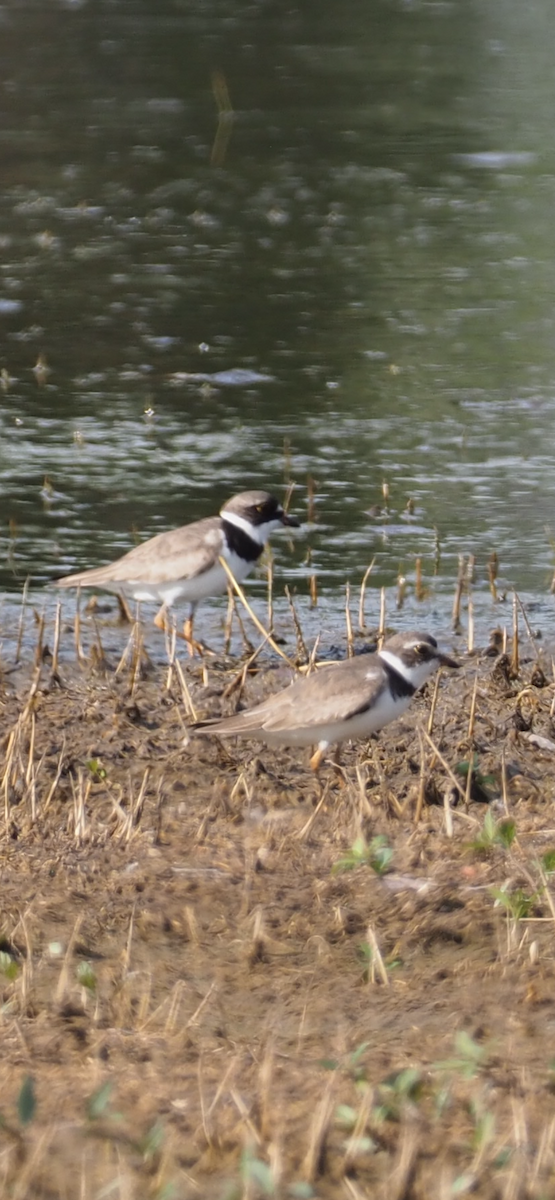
[381,659,416,700]
[221,518,264,564]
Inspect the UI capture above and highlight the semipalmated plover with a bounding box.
[193,631,458,768]
[55,490,299,648]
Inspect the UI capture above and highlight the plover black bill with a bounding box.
[193,630,458,770]
[54,490,299,650]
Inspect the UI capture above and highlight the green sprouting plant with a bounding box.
[0,951,19,982]
[333,834,393,876]
[86,1081,116,1121]
[490,885,535,921]
[319,1040,370,1083]
[434,1031,489,1081]
[468,809,516,853]
[372,1067,424,1123]
[455,754,496,803]
[0,1075,37,1135]
[540,849,555,875]
[240,1145,276,1197]
[86,758,107,781]
[77,961,97,993]
[468,1095,495,1153]
[357,941,402,984]
[17,1077,36,1126]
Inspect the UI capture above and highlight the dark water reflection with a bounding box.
[2,0,555,650]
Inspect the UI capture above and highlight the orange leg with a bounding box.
[153,603,169,633]
[309,743,344,787]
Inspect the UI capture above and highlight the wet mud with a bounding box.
[2,621,555,1198]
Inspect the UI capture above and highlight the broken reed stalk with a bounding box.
[366,923,390,987]
[224,587,235,655]
[452,554,465,632]
[415,557,424,602]
[218,555,296,667]
[396,573,407,609]
[51,601,62,677]
[301,1077,336,1183]
[210,68,234,167]
[43,739,66,813]
[345,583,354,658]
[467,592,474,654]
[511,592,519,676]
[358,558,376,631]
[266,555,274,634]
[309,574,318,608]
[14,578,29,664]
[433,526,441,574]
[173,656,197,722]
[378,587,386,647]
[488,551,499,601]
[282,477,296,515]
[129,619,144,697]
[282,437,291,483]
[285,585,308,664]
[467,673,478,741]
[414,729,426,823]
[443,790,454,838]
[295,782,331,841]
[420,727,467,806]
[33,610,45,668]
[426,668,442,736]
[74,586,85,664]
[467,555,475,653]
[164,618,178,692]
[222,634,274,700]
[306,474,317,523]
[514,591,543,664]
[115,620,139,676]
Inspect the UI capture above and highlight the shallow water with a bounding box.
[2,0,555,655]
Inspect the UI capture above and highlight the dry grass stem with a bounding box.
[14,578,29,664]
[366,923,389,986]
[285,585,308,664]
[345,583,354,658]
[218,555,295,667]
[511,592,520,676]
[358,558,376,631]
[452,554,465,631]
[467,672,478,741]
[301,1076,336,1182]
[378,587,386,647]
[309,573,318,608]
[426,668,442,736]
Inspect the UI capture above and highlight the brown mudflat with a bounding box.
[1,631,555,1198]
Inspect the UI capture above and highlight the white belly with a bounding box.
[118,549,256,607]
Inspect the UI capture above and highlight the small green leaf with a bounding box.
[343,1134,377,1155]
[542,850,555,874]
[241,1151,274,1195]
[288,1184,315,1199]
[77,962,97,992]
[496,819,516,848]
[0,952,18,981]
[140,1119,164,1160]
[86,758,107,781]
[18,1076,36,1126]
[336,1104,358,1129]
[87,1081,113,1120]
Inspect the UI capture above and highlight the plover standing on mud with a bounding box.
[193,630,458,769]
[55,490,299,650]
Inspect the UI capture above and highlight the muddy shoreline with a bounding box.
[1,618,555,1198]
